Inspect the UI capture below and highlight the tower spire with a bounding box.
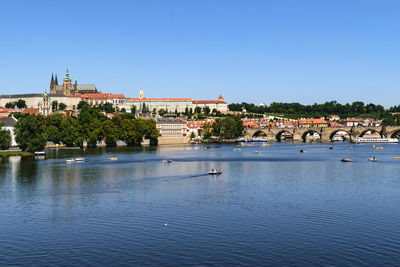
[55,74,58,85]
[64,68,71,82]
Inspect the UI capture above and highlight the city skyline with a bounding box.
[1,0,400,106]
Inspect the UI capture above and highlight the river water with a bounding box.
[1,143,400,266]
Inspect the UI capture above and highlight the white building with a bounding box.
[0,116,18,147]
[125,90,228,114]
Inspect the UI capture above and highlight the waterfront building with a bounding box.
[50,69,97,96]
[156,117,188,145]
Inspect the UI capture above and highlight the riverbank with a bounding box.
[0,151,32,157]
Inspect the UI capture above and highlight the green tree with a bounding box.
[102,119,119,144]
[158,109,167,116]
[16,99,27,109]
[0,129,12,150]
[203,106,210,115]
[58,103,67,111]
[15,115,47,152]
[5,102,16,109]
[77,101,89,110]
[131,105,137,116]
[194,107,202,113]
[52,100,58,112]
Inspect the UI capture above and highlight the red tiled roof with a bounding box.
[81,93,126,100]
[192,100,226,104]
[127,98,193,102]
[22,108,39,115]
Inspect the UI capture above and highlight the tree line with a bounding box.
[13,102,159,152]
[228,101,391,119]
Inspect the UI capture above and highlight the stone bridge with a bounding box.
[244,126,400,142]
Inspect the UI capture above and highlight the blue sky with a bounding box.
[0,0,399,106]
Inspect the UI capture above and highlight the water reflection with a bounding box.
[1,143,400,265]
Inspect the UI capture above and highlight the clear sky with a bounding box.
[0,0,399,106]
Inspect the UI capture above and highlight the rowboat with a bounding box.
[341,158,352,162]
[369,157,376,162]
[75,157,85,162]
[66,159,75,164]
[108,156,118,161]
[300,149,306,153]
[394,157,400,160]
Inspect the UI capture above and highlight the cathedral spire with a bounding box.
[64,68,71,82]
[55,74,58,85]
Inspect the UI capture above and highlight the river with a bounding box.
[1,143,400,265]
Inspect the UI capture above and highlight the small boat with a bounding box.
[108,156,118,161]
[163,158,172,163]
[300,149,306,153]
[66,159,75,164]
[341,158,352,162]
[209,169,222,175]
[75,157,85,162]
[34,151,46,156]
[393,157,400,160]
[329,146,333,150]
[376,147,384,150]
[254,150,261,154]
[369,157,377,162]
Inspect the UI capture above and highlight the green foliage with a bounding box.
[228,101,388,119]
[212,116,244,140]
[77,101,89,110]
[158,109,167,116]
[131,105,137,116]
[203,106,210,115]
[5,102,16,108]
[4,100,27,109]
[16,99,27,109]
[15,115,47,152]
[194,107,202,113]
[190,132,196,139]
[14,106,158,148]
[58,103,67,111]
[0,129,12,150]
[99,102,115,113]
[52,100,58,112]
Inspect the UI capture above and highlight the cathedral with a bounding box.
[50,69,98,96]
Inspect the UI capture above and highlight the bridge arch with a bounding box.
[358,129,382,138]
[302,130,321,142]
[251,130,268,138]
[329,130,351,141]
[276,130,294,142]
[389,129,400,138]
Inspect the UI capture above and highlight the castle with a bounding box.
[50,69,98,96]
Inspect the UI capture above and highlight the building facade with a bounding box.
[156,117,188,145]
[125,90,228,114]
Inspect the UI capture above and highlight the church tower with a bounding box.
[62,68,72,96]
[50,73,55,94]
